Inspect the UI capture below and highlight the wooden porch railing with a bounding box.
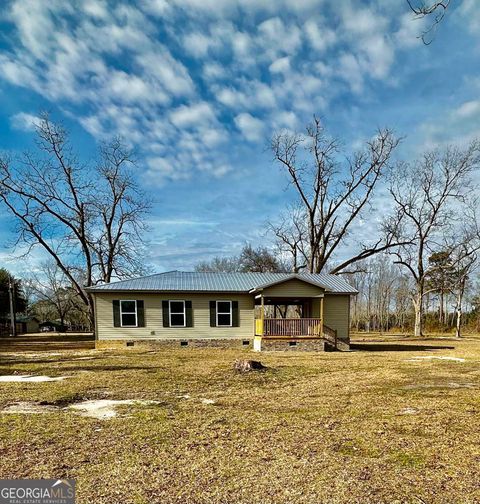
[256,318,322,337]
[323,324,337,349]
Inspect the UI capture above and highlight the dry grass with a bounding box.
[1,335,480,503]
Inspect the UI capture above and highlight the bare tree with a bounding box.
[195,257,239,273]
[449,206,480,337]
[269,118,403,274]
[25,262,80,330]
[195,243,286,273]
[406,1,451,44]
[388,142,480,336]
[346,254,412,333]
[270,204,307,273]
[425,250,456,325]
[0,114,150,329]
[451,246,477,338]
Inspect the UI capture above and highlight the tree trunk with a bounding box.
[413,287,423,337]
[439,290,444,326]
[455,278,465,338]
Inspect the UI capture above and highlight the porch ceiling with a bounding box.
[254,296,322,305]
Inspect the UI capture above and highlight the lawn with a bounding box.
[1,335,480,503]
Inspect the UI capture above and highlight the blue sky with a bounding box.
[0,0,479,275]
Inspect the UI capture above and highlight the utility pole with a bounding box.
[8,279,16,337]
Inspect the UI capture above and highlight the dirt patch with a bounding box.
[406,356,465,362]
[0,352,64,358]
[403,382,475,390]
[1,398,161,419]
[0,375,69,382]
[399,407,420,415]
[68,399,161,419]
[200,398,216,405]
[2,402,60,414]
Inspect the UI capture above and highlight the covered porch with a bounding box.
[254,295,327,338]
[249,276,340,351]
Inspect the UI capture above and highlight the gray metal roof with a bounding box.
[87,271,357,294]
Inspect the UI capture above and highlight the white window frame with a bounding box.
[216,300,232,327]
[169,300,186,328]
[120,300,138,328]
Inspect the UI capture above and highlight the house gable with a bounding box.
[259,278,325,298]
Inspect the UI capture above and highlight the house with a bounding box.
[86,271,358,351]
[16,315,40,334]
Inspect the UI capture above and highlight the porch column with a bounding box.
[320,297,324,337]
[261,295,265,336]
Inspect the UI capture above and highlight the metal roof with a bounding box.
[87,271,358,294]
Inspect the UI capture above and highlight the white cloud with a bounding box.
[0,0,453,185]
[340,4,388,35]
[271,110,298,130]
[169,102,217,128]
[104,70,170,105]
[231,31,253,60]
[82,0,109,19]
[0,55,37,87]
[358,34,394,79]
[234,113,265,142]
[140,0,172,17]
[418,99,480,150]
[216,80,276,111]
[458,0,480,35]
[202,62,227,81]
[10,112,40,131]
[269,56,290,74]
[337,53,364,93]
[136,48,195,97]
[394,13,426,48]
[257,17,302,59]
[183,32,217,58]
[455,100,480,119]
[9,0,71,58]
[304,19,336,52]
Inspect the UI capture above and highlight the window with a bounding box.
[216,300,232,327]
[120,300,137,327]
[169,300,186,327]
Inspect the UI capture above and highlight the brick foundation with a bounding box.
[96,338,253,350]
[254,337,326,352]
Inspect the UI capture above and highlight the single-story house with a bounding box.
[16,315,40,334]
[87,271,358,351]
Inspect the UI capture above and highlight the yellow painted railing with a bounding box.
[255,318,323,337]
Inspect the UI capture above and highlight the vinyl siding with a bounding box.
[322,294,350,342]
[95,292,254,340]
[262,279,324,298]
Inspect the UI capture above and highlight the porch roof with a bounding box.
[87,271,358,294]
[249,274,328,293]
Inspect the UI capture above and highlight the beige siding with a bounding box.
[323,294,350,342]
[95,292,254,340]
[262,279,324,298]
[311,298,321,317]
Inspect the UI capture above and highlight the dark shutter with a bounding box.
[209,301,216,327]
[186,300,193,327]
[113,300,120,327]
[137,300,145,327]
[232,300,239,327]
[162,300,170,327]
